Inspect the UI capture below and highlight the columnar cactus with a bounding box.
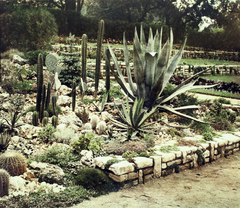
[0,151,27,176]
[94,19,105,98]
[72,81,76,112]
[0,169,10,197]
[45,82,51,110]
[40,85,46,123]
[36,53,43,113]
[52,115,57,128]
[90,114,99,129]
[105,48,110,101]
[42,117,48,127]
[32,111,38,126]
[81,34,88,83]
[52,96,57,116]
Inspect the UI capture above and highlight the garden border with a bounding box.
[94,132,240,185]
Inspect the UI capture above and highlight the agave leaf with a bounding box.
[140,25,146,51]
[138,105,158,127]
[161,38,187,93]
[158,105,210,124]
[109,118,129,129]
[123,32,137,95]
[147,27,154,52]
[105,47,135,100]
[153,29,160,53]
[174,105,200,111]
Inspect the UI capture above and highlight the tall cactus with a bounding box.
[94,19,105,98]
[36,53,43,113]
[72,81,76,112]
[105,48,110,101]
[52,96,57,116]
[40,85,46,123]
[45,82,51,110]
[81,34,88,83]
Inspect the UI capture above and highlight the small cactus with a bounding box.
[0,151,27,176]
[42,117,48,127]
[83,123,92,130]
[90,114,99,129]
[96,121,107,135]
[32,111,38,126]
[40,84,46,122]
[52,96,57,116]
[52,115,58,128]
[0,169,10,197]
[45,82,51,110]
[81,34,88,83]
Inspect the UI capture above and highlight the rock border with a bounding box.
[95,132,240,185]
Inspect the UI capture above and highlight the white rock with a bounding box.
[132,157,153,169]
[57,95,72,107]
[109,161,135,175]
[10,176,26,191]
[94,156,115,169]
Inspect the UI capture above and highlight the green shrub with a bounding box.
[214,98,231,104]
[25,50,48,65]
[1,8,58,52]
[139,152,150,157]
[37,124,56,143]
[105,159,121,169]
[75,168,114,194]
[0,186,98,208]
[202,132,213,141]
[34,145,80,168]
[122,150,138,160]
[166,128,184,138]
[59,55,81,87]
[71,133,102,155]
[143,134,155,148]
[159,145,179,153]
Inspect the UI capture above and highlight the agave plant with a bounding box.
[106,26,217,122]
[110,98,158,136]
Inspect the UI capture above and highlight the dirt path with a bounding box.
[72,151,240,208]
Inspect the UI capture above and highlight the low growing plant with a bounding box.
[122,150,138,160]
[37,124,56,143]
[159,145,179,153]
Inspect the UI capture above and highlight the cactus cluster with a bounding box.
[0,151,27,176]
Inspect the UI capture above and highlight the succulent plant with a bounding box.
[96,121,107,135]
[75,108,89,124]
[0,169,10,197]
[81,34,88,83]
[105,48,111,101]
[106,26,217,121]
[45,53,61,75]
[45,82,51,110]
[94,19,104,98]
[52,115,58,128]
[72,81,76,112]
[90,115,99,129]
[36,53,43,113]
[32,111,39,126]
[0,151,27,176]
[0,133,11,153]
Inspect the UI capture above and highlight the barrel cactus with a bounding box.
[0,151,27,176]
[0,169,10,197]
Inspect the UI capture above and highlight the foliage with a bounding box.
[33,145,81,168]
[202,132,213,141]
[109,85,125,99]
[196,149,205,165]
[1,8,58,52]
[122,150,138,160]
[214,98,231,105]
[159,145,179,153]
[25,50,48,65]
[166,128,184,138]
[143,134,155,148]
[53,128,78,144]
[75,168,114,194]
[71,133,102,155]
[37,124,56,143]
[105,159,121,169]
[0,186,98,208]
[139,152,150,157]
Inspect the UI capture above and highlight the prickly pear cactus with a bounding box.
[45,53,61,74]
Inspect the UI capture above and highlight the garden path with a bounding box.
[72,151,240,208]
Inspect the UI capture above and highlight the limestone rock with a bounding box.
[29,161,65,184]
[57,95,71,107]
[132,157,153,169]
[109,161,135,176]
[80,150,95,168]
[19,124,42,139]
[94,156,115,169]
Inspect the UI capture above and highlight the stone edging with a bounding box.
[94,132,240,185]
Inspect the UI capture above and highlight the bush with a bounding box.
[202,132,213,141]
[37,124,56,143]
[0,186,98,208]
[34,145,80,168]
[1,8,58,52]
[122,150,138,160]
[25,50,49,65]
[75,168,114,194]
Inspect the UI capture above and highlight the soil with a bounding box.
[71,151,240,208]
